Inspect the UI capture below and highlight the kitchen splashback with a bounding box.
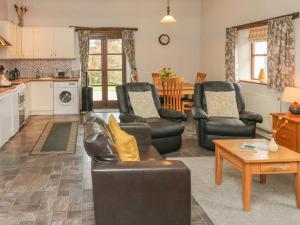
[0,59,80,77]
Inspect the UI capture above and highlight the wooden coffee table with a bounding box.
[213,139,300,212]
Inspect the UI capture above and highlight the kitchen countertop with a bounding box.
[0,77,80,94]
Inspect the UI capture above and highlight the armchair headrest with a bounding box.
[194,81,245,113]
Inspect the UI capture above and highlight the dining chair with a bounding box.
[196,72,207,84]
[131,74,138,83]
[152,73,161,88]
[161,77,184,112]
[182,72,207,111]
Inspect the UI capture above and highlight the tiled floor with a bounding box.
[0,114,214,225]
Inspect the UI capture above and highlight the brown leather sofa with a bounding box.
[83,113,191,225]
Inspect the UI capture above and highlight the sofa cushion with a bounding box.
[205,117,254,136]
[145,118,185,139]
[205,91,239,118]
[108,115,140,162]
[128,91,160,118]
[84,122,119,162]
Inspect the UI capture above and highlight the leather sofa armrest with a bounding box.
[91,160,191,225]
[119,113,146,123]
[120,123,151,146]
[158,108,187,121]
[192,107,208,120]
[239,111,263,123]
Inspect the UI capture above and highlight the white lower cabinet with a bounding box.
[0,92,13,147]
[30,81,54,115]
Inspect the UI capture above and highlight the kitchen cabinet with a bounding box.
[0,21,22,59]
[21,28,34,59]
[30,81,54,115]
[34,28,54,58]
[0,92,12,147]
[0,23,75,59]
[27,27,75,59]
[53,28,75,58]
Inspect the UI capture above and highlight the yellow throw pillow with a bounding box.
[108,114,120,134]
[108,115,140,162]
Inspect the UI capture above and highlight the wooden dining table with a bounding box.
[155,83,195,96]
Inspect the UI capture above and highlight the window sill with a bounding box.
[239,79,267,86]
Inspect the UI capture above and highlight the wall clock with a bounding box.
[159,34,170,45]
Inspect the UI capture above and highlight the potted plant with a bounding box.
[159,68,176,79]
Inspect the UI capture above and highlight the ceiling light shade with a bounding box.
[0,36,11,47]
[161,0,176,23]
[161,15,176,23]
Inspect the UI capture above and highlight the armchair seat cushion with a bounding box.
[205,117,254,136]
[145,118,185,139]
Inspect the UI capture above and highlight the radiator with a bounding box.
[243,87,281,132]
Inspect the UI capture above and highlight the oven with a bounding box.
[18,84,26,128]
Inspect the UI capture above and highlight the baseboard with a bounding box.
[31,110,54,116]
[256,128,271,140]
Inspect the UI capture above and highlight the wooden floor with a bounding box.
[0,114,214,225]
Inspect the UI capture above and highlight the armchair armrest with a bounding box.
[91,160,191,225]
[119,113,146,123]
[120,122,151,146]
[239,111,263,123]
[192,107,208,120]
[158,108,187,121]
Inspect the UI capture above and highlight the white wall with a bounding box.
[201,0,300,87]
[5,0,202,82]
[0,0,8,20]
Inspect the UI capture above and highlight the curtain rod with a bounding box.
[70,26,138,32]
[228,12,299,31]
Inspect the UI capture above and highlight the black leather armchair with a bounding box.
[192,81,263,150]
[116,82,187,154]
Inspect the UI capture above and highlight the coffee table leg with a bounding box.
[242,165,252,212]
[260,174,267,184]
[215,146,223,185]
[295,162,300,209]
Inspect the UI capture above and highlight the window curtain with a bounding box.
[225,28,238,82]
[78,30,90,87]
[122,30,137,76]
[267,16,295,91]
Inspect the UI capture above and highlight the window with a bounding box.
[251,41,267,80]
[88,35,126,108]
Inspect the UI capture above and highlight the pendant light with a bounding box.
[160,0,176,23]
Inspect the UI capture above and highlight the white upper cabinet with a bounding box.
[21,28,34,59]
[0,21,22,59]
[33,27,75,59]
[53,28,75,58]
[0,22,75,59]
[34,28,53,59]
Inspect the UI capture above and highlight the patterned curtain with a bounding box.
[122,30,137,76]
[267,16,295,91]
[78,30,90,87]
[225,28,238,82]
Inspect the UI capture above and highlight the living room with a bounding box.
[0,0,300,225]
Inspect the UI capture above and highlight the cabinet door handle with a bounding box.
[281,135,287,139]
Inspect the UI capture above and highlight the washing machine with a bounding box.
[54,81,79,115]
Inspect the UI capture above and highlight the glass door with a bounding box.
[88,36,126,108]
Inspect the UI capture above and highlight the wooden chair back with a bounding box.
[196,72,207,84]
[131,74,138,83]
[161,77,184,112]
[152,73,161,88]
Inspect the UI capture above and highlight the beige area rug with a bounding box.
[31,121,78,155]
[168,157,300,225]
